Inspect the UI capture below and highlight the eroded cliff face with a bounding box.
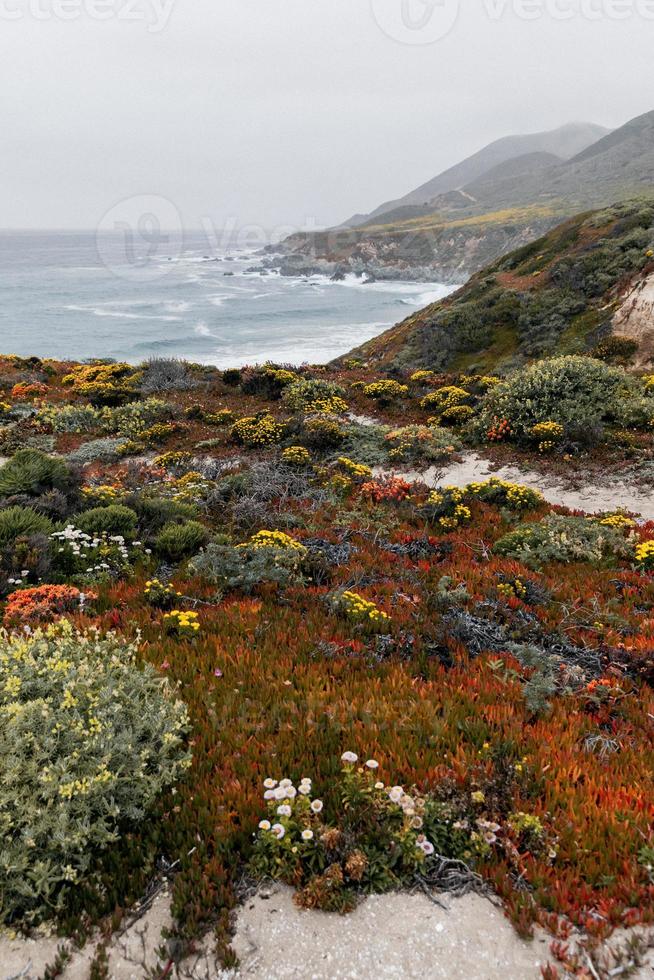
[613,271,654,366]
[274,211,559,283]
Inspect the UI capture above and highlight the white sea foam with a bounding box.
[197,320,393,369]
[64,304,181,322]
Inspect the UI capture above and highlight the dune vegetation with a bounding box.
[1,350,654,975]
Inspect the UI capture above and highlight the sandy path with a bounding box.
[3,885,654,979]
[228,886,551,980]
[375,451,654,520]
[1,887,551,980]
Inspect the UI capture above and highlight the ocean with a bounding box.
[0,230,455,367]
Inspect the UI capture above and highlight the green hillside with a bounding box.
[285,111,654,281]
[338,200,654,374]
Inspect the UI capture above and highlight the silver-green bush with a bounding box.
[476,356,632,442]
[0,623,191,926]
[493,514,634,569]
[101,398,173,438]
[37,404,102,434]
[67,437,125,465]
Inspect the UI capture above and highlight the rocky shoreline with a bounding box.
[248,245,466,284]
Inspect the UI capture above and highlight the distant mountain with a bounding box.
[280,109,654,283]
[341,121,609,229]
[336,199,654,375]
[440,108,654,218]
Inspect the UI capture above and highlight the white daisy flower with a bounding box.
[277,804,292,817]
[341,751,358,763]
[310,799,323,813]
[271,823,285,839]
[263,778,277,789]
[365,759,379,769]
[258,820,271,831]
[301,829,314,841]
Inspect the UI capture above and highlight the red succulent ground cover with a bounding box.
[53,503,654,947]
[1,354,654,962]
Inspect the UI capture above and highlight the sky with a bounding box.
[1,0,653,233]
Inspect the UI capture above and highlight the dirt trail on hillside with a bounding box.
[375,451,654,520]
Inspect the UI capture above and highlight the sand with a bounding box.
[375,451,654,520]
[1,887,551,980]
[4,884,654,979]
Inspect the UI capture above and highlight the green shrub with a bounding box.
[0,622,191,926]
[189,538,305,592]
[221,368,242,386]
[131,495,199,532]
[0,450,75,499]
[101,398,172,439]
[467,478,543,512]
[204,409,234,427]
[154,520,209,562]
[0,506,54,549]
[37,404,102,434]
[439,404,475,427]
[340,422,390,466]
[476,356,630,442]
[0,432,57,458]
[74,505,138,539]
[139,358,196,394]
[67,438,124,465]
[614,389,654,429]
[231,414,284,448]
[282,379,347,413]
[301,413,346,450]
[241,365,298,399]
[362,380,409,403]
[494,514,634,569]
[385,425,458,465]
[421,386,471,412]
[592,335,639,364]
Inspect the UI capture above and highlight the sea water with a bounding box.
[0,230,455,367]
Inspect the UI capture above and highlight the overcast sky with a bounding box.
[1,0,652,231]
